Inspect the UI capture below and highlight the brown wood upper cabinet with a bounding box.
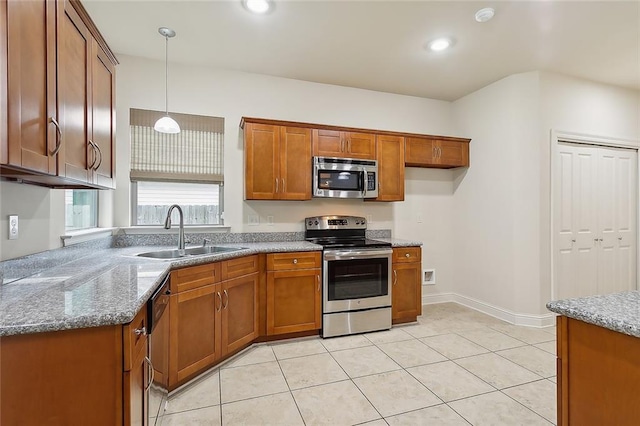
[244,122,312,200]
[405,136,470,168]
[312,129,376,160]
[373,134,405,201]
[1,0,117,189]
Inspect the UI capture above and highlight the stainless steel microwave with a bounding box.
[313,156,378,199]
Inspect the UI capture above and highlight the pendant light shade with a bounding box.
[154,27,180,134]
[153,115,181,134]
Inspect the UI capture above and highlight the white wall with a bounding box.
[112,55,459,292]
[452,71,640,319]
[0,182,65,260]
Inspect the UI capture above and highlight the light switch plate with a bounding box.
[9,215,18,240]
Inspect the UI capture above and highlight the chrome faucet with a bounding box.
[164,204,185,249]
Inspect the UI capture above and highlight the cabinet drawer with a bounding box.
[123,307,147,372]
[267,252,321,271]
[392,247,421,263]
[171,262,221,293]
[221,255,259,280]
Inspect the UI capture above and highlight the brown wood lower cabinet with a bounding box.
[392,247,422,323]
[0,307,147,425]
[266,252,322,335]
[557,316,640,425]
[168,256,259,390]
[222,272,259,353]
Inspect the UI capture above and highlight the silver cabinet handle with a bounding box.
[93,141,103,170]
[49,117,62,156]
[438,147,442,158]
[341,138,345,152]
[405,253,410,258]
[393,270,398,285]
[317,274,320,292]
[282,178,285,193]
[363,168,368,197]
[348,138,351,152]
[432,146,436,159]
[134,326,146,336]
[144,356,155,392]
[223,289,229,309]
[275,178,279,193]
[216,291,222,312]
[293,258,298,264]
[88,141,98,169]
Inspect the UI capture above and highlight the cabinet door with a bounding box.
[436,139,469,167]
[405,137,436,167]
[312,129,344,157]
[375,135,405,201]
[245,123,279,199]
[392,262,422,322]
[345,132,375,159]
[91,39,116,188]
[169,284,222,388]
[4,0,57,174]
[221,272,259,354]
[279,126,312,200]
[267,269,321,335]
[58,0,92,183]
[124,338,147,426]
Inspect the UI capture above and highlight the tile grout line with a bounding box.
[273,354,308,426]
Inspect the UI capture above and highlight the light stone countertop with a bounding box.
[546,291,640,338]
[0,238,422,337]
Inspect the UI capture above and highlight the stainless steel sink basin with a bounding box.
[137,246,245,259]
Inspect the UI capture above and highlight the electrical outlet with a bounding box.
[417,214,423,223]
[9,215,18,240]
[248,214,260,226]
[367,214,373,223]
[267,215,274,226]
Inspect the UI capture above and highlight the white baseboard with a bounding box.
[423,292,556,328]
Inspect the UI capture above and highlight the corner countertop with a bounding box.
[0,242,320,337]
[0,238,422,337]
[546,291,640,338]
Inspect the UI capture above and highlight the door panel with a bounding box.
[346,132,375,159]
[280,126,311,200]
[91,42,115,188]
[245,123,279,199]
[312,129,343,157]
[375,135,405,201]
[222,273,258,354]
[555,142,637,299]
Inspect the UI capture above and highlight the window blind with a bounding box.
[129,109,224,183]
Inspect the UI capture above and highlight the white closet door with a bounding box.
[555,143,637,299]
[613,147,637,292]
[556,143,599,299]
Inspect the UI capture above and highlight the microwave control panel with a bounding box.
[367,172,376,190]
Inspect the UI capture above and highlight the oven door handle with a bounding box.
[324,249,392,261]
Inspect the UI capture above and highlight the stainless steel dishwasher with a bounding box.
[148,275,170,425]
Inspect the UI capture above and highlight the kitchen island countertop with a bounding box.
[546,291,640,338]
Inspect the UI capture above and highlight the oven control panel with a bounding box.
[305,215,367,230]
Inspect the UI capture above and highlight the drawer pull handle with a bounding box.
[405,253,410,258]
[293,259,298,264]
[317,274,320,291]
[223,289,229,309]
[49,117,62,156]
[216,292,222,312]
[144,356,155,392]
[134,327,147,336]
[393,270,398,285]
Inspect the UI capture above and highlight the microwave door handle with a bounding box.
[362,169,368,197]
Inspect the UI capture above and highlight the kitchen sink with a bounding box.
[137,246,246,259]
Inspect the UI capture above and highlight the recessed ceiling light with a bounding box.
[242,0,272,14]
[475,7,495,23]
[428,38,452,52]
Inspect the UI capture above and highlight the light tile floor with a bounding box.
[164,303,557,425]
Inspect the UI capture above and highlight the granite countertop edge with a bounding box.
[546,291,640,339]
[1,240,421,337]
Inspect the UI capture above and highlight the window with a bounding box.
[129,109,224,226]
[65,190,98,230]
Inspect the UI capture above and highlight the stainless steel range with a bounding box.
[305,215,393,338]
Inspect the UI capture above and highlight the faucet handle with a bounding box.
[202,238,212,247]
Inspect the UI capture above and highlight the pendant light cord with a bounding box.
[165,34,169,115]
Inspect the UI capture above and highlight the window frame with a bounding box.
[65,189,99,231]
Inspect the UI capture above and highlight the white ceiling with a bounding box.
[83,0,640,101]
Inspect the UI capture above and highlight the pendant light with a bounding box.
[154,27,180,134]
